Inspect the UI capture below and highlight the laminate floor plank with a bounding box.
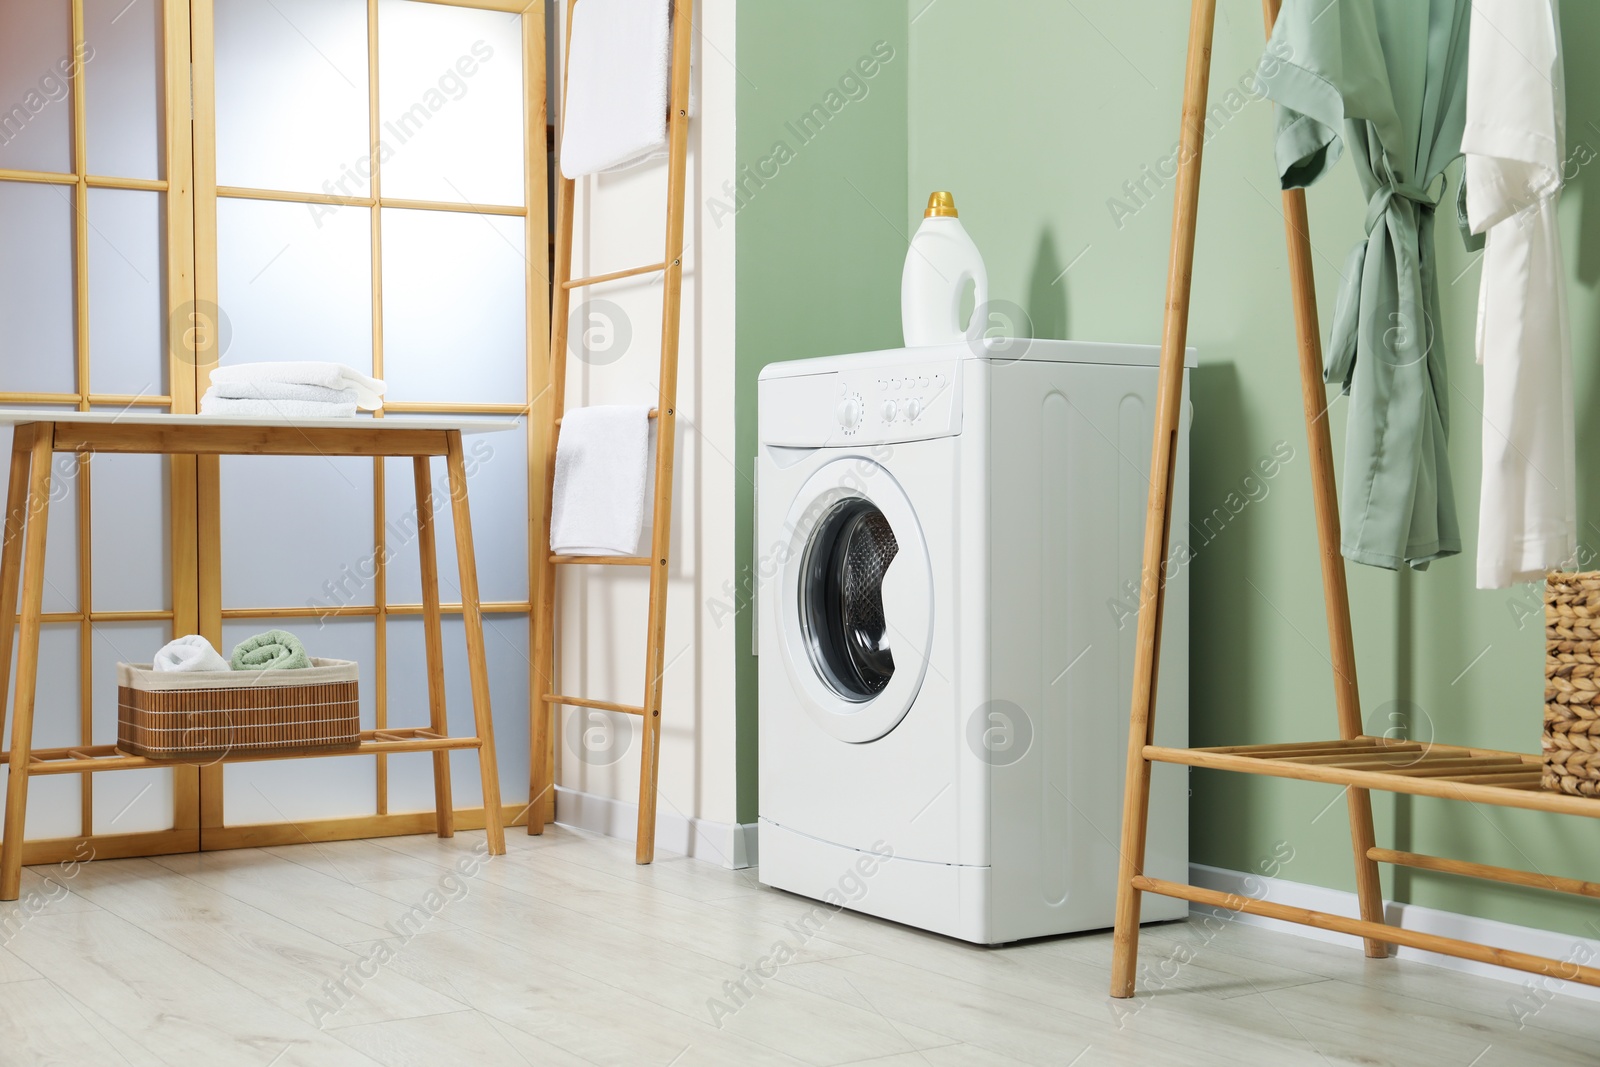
[0,826,1591,1066]
[61,857,469,1030]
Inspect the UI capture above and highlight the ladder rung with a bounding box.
[555,407,658,427]
[563,261,668,290]
[543,694,646,717]
[550,555,653,566]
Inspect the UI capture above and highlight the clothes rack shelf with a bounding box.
[1110,0,1600,997]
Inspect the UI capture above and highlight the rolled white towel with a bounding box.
[209,362,386,410]
[153,635,230,673]
[208,380,359,405]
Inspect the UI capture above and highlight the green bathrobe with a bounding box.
[1260,0,1471,570]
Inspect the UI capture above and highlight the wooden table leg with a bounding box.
[2,426,55,900]
[444,432,505,856]
[0,427,37,727]
[412,456,454,839]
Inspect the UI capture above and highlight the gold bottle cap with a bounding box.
[925,191,958,218]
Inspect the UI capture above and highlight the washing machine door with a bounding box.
[778,458,932,743]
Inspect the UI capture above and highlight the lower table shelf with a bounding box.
[1147,736,1599,818]
[5,726,481,776]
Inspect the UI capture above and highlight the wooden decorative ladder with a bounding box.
[529,0,694,863]
[1111,0,1600,994]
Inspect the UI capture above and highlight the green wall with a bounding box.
[734,3,910,822]
[903,0,1600,936]
[737,0,1600,939]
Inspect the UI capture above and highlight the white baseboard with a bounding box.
[1191,863,1600,1004]
[554,786,758,870]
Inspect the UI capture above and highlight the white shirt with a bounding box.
[1463,0,1575,589]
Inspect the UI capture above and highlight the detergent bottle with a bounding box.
[901,191,988,347]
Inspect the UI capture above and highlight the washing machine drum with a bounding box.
[779,459,932,743]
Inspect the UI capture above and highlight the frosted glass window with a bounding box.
[43,450,80,614]
[91,622,174,834]
[0,425,78,613]
[1,626,81,840]
[214,0,368,194]
[0,0,73,174]
[89,452,169,612]
[88,188,166,397]
[380,207,525,402]
[218,454,374,609]
[377,0,525,206]
[216,198,373,370]
[385,614,527,811]
[382,433,527,608]
[85,0,163,180]
[220,619,377,824]
[0,182,75,394]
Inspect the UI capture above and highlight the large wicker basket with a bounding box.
[117,659,360,760]
[1544,573,1600,796]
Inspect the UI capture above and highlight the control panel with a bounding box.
[872,370,946,427]
[759,357,962,448]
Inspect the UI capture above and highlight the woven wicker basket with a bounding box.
[1544,573,1600,796]
[117,658,360,760]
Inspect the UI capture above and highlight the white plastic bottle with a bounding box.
[901,191,988,347]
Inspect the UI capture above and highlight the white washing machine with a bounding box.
[756,337,1191,944]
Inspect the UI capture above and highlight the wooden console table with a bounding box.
[0,411,517,899]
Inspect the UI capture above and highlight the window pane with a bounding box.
[385,614,527,811]
[377,0,524,206]
[0,0,74,174]
[85,0,163,180]
[88,187,166,398]
[219,454,375,610]
[216,197,373,372]
[383,436,528,610]
[91,621,175,833]
[2,625,81,839]
[0,424,79,614]
[90,451,170,613]
[215,0,368,195]
[0,181,76,395]
[380,207,525,403]
[220,618,377,823]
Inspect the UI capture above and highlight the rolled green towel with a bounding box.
[230,630,311,671]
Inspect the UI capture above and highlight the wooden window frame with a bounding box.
[0,0,549,861]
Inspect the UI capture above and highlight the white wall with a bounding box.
[552,0,741,847]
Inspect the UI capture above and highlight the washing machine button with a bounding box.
[836,397,862,430]
[905,398,922,421]
[881,400,898,422]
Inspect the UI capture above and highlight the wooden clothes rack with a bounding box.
[528,0,694,863]
[1111,0,1600,995]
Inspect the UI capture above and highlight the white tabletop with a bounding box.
[0,409,521,434]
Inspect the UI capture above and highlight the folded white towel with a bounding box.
[209,380,359,405]
[560,0,672,178]
[209,362,386,410]
[200,393,359,419]
[153,635,230,673]
[550,405,652,556]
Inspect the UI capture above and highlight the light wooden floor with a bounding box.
[0,825,1592,1065]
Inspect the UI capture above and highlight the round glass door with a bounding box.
[776,458,932,744]
[800,500,898,701]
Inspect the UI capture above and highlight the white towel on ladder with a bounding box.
[550,406,654,556]
[560,0,676,178]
